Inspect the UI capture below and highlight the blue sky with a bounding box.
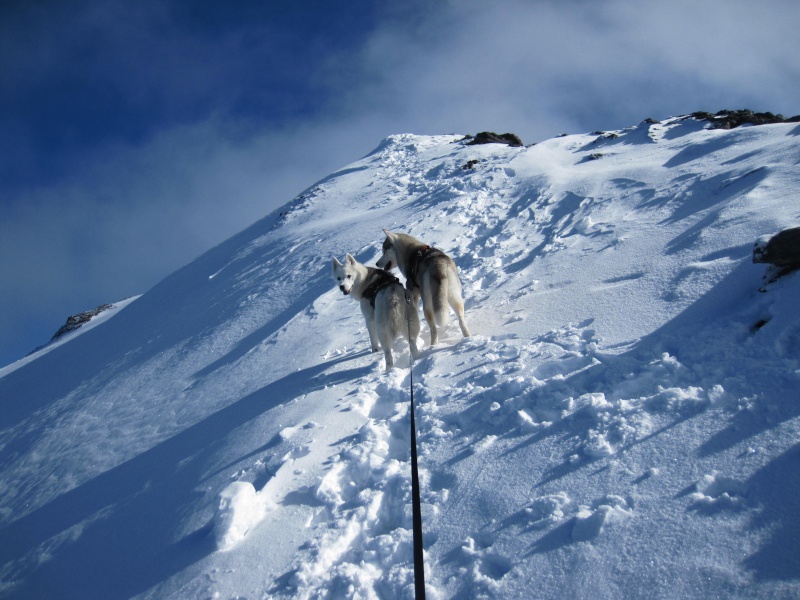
[1,0,799,368]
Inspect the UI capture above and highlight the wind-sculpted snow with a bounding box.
[1,118,799,598]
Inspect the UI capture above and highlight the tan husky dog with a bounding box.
[376,230,470,345]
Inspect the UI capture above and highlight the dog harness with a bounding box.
[362,271,401,308]
[406,245,446,291]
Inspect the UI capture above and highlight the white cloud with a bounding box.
[331,0,800,139]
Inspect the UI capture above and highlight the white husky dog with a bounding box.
[376,230,471,345]
[332,253,420,371]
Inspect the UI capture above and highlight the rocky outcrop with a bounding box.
[462,131,524,147]
[51,304,114,342]
[754,227,800,269]
[754,227,800,288]
[690,109,800,129]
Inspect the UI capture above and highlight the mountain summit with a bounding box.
[2,115,799,599]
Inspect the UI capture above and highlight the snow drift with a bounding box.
[1,115,800,599]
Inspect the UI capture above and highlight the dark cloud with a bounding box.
[0,0,392,188]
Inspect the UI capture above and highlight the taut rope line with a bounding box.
[404,289,426,600]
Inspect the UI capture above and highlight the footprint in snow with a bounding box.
[689,471,748,512]
[461,533,513,586]
[571,495,633,542]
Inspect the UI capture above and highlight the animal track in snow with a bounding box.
[285,371,418,597]
[571,495,633,542]
[523,492,571,530]
[461,532,513,589]
[689,471,748,511]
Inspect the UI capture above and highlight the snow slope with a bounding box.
[1,117,800,599]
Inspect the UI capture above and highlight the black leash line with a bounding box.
[409,367,426,600]
[405,290,426,600]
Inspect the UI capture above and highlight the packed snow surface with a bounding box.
[2,117,800,599]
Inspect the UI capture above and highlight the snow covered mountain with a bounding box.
[2,114,799,599]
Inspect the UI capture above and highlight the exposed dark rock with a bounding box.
[461,159,481,170]
[591,132,620,144]
[750,317,770,333]
[754,226,800,289]
[51,304,115,342]
[463,132,524,147]
[754,227,800,268]
[690,109,800,130]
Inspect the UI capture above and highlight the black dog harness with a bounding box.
[406,245,447,290]
[362,271,401,308]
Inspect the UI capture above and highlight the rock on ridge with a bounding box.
[689,109,800,129]
[50,303,115,342]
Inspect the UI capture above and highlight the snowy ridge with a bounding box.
[0,296,140,378]
[1,117,799,598]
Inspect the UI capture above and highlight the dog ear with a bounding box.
[345,253,357,266]
[382,229,396,239]
[332,257,343,270]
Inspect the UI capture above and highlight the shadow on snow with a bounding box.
[0,350,369,600]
